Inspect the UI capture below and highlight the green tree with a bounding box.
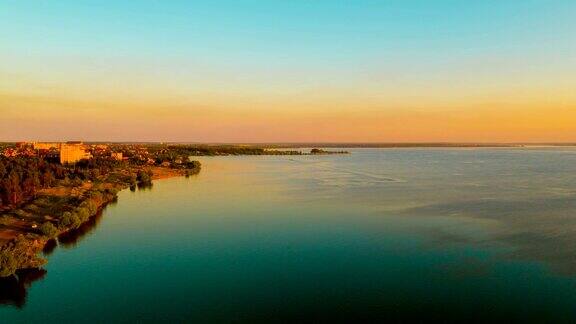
[39,222,59,238]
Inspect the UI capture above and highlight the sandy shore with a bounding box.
[149,166,186,180]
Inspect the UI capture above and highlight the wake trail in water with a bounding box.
[286,158,404,183]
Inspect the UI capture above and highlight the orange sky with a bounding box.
[2,1,576,142]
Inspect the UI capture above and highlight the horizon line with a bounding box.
[4,141,576,146]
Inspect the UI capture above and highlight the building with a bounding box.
[111,152,123,161]
[32,142,60,150]
[60,143,92,164]
[32,141,92,164]
[2,148,17,157]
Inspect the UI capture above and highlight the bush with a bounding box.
[136,170,152,184]
[0,235,47,277]
[59,211,82,229]
[130,174,137,187]
[81,200,98,215]
[39,222,58,238]
[189,160,201,169]
[0,250,17,277]
[14,209,31,218]
[76,207,90,222]
[59,211,73,228]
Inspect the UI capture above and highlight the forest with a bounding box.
[0,156,120,209]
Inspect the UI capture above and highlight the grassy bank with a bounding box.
[0,164,200,277]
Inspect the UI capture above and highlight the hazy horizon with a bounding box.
[2,1,576,142]
[5,140,576,147]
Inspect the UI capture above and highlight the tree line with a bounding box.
[0,156,120,208]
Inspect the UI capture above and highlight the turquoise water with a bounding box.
[3,148,576,322]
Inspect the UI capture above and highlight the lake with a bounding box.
[2,148,576,322]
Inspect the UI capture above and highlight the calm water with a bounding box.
[3,148,576,322]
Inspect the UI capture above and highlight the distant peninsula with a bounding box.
[0,143,348,277]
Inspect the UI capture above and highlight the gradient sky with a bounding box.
[1,0,576,142]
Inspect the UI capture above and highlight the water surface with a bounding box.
[3,148,576,322]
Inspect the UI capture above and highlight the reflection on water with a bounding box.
[0,182,158,309]
[42,239,58,256]
[58,209,106,249]
[0,269,46,308]
[0,200,119,307]
[3,149,576,322]
[137,182,153,191]
[401,195,576,275]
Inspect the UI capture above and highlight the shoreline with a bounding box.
[0,165,200,277]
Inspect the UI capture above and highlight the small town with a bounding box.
[0,142,310,167]
[2,142,139,165]
[0,141,333,279]
[0,141,207,280]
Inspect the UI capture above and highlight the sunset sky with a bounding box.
[1,0,575,142]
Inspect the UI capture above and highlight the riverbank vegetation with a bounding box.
[310,148,350,155]
[0,143,347,277]
[0,144,204,277]
[144,144,348,157]
[146,144,303,157]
